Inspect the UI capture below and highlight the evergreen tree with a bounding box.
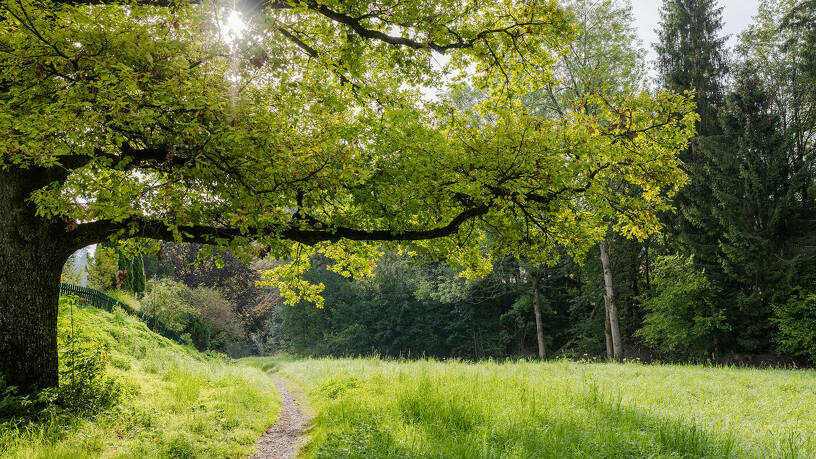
[112,246,147,294]
[655,0,727,139]
[85,244,118,291]
[130,254,146,295]
[655,0,729,273]
[709,66,795,351]
[116,250,133,292]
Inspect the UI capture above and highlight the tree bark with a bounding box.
[531,271,546,359]
[604,301,613,359]
[0,169,74,393]
[599,240,623,361]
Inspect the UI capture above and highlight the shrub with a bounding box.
[106,289,142,312]
[58,297,122,412]
[636,255,729,361]
[183,314,212,351]
[188,287,244,351]
[773,291,816,364]
[141,279,197,333]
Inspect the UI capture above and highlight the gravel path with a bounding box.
[251,378,312,459]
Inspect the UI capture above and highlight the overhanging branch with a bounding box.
[52,0,544,54]
[68,204,490,250]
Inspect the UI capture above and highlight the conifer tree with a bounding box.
[130,254,146,295]
[656,0,727,139]
[655,0,729,274]
[709,66,795,351]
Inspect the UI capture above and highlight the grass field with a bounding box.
[258,356,816,458]
[0,298,279,458]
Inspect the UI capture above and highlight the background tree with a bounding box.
[156,243,265,316]
[707,66,801,351]
[532,0,647,360]
[85,245,118,291]
[655,0,729,271]
[60,251,84,286]
[115,250,145,295]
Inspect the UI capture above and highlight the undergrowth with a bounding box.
[0,296,279,458]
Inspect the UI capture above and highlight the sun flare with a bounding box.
[220,9,247,44]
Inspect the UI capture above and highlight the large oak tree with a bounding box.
[0,0,695,392]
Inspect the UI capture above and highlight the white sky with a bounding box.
[630,0,761,73]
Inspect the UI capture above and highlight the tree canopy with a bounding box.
[2,0,695,301]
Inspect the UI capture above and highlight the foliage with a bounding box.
[269,254,512,359]
[2,0,695,306]
[636,255,728,361]
[130,253,146,294]
[270,253,604,359]
[137,277,248,353]
[0,297,280,457]
[104,288,142,312]
[188,286,245,351]
[60,251,84,285]
[145,242,274,355]
[57,297,122,412]
[774,292,816,364]
[156,242,266,316]
[85,245,118,291]
[265,356,816,457]
[656,0,727,136]
[655,0,729,280]
[705,66,803,352]
[141,279,197,334]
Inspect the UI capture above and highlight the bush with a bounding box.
[188,287,244,351]
[0,374,30,418]
[183,314,211,351]
[57,297,122,412]
[636,255,729,361]
[773,291,816,364]
[0,298,122,419]
[58,332,122,412]
[141,279,197,333]
[106,289,142,312]
[140,280,247,352]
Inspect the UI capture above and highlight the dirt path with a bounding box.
[251,378,312,459]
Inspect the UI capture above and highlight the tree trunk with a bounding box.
[599,240,623,361]
[531,272,546,359]
[604,301,613,359]
[0,169,73,393]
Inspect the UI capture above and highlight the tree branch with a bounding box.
[52,0,545,54]
[68,204,490,251]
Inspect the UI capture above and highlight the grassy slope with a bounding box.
[0,299,279,458]
[265,357,816,458]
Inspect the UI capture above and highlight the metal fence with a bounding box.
[60,283,183,344]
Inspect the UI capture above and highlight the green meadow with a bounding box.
[256,356,816,458]
[0,298,279,458]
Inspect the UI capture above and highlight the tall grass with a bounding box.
[0,300,280,458]
[264,357,816,458]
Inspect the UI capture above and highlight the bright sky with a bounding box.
[630,0,761,73]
